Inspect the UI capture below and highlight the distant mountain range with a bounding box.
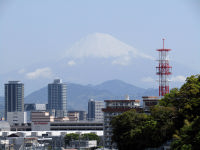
[25,79,158,111]
[0,33,193,97]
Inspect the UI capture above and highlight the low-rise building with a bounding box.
[50,121,103,131]
[11,123,31,131]
[10,120,104,131]
[102,99,141,149]
[69,140,97,149]
[68,110,87,121]
[7,112,27,125]
[142,96,160,113]
[32,122,50,131]
[0,121,10,131]
[67,112,79,121]
[31,111,54,123]
[54,117,69,122]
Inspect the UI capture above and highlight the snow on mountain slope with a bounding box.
[64,33,153,66]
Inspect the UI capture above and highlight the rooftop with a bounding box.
[104,100,140,102]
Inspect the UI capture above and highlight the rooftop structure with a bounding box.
[142,96,160,112]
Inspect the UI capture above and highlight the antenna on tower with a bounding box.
[163,38,165,49]
[156,39,172,97]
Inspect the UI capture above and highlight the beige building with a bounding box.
[67,112,79,121]
[31,111,54,123]
[31,111,54,131]
[54,117,69,122]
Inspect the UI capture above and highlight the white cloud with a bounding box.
[138,52,154,60]
[141,77,155,83]
[18,68,26,74]
[112,56,131,66]
[26,67,52,79]
[171,75,186,82]
[67,60,76,66]
[142,76,186,83]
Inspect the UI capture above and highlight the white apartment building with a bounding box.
[7,112,27,125]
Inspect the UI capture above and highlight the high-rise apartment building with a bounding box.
[4,81,24,120]
[48,79,67,118]
[88,99,104,121]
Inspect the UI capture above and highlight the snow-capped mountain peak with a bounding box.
[65,33,153,60]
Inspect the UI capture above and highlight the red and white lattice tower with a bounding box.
[156,39,172,96]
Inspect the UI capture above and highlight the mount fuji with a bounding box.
[0,33,194,97]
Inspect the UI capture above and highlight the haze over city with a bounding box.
[0,1,200,149]
[0,0,199,95]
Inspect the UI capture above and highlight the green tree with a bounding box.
[159,88,180,108]
[150,106,176,144]
[111,105,177,150]
[171,117,200,150]
[111,109,158,150]
[64,133,101,146]
[64,133,79,146]
[160,75,200,121]
[159,74,200,149]
[82,133,101,145]
[111,75,200,150]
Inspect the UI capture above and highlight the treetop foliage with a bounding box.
[111,107,176,150]
[160,74,200,121]
[111,74,200,150]
[64,133,100,146]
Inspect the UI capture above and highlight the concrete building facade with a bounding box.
[142,96,160,113]
[4,81,24,120]
[24,103,47,122]
[0,121,10,131]
[50,121,103,131]
[11,121,103,131]
[31,111,54,123]
[67,112,79,121]
[88,99,104,121]
[68,110,87,121]
[48,79,67,118]
[7,112,27,125]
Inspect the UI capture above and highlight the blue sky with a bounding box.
[0,0,199,94]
